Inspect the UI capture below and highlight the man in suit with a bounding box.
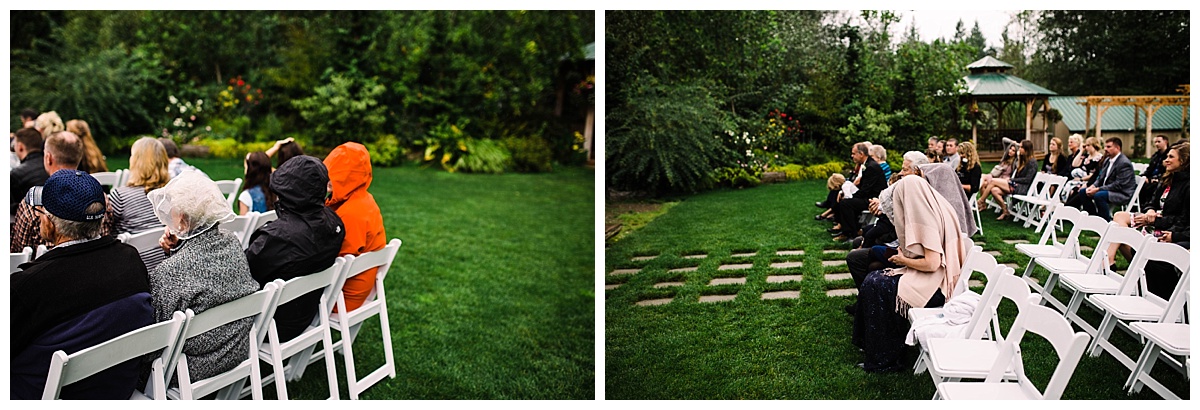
[832,142,886,242]
[1079,137,1137,221]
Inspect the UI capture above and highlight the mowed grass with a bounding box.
[604,174,1188,400]
[107,156,596,399]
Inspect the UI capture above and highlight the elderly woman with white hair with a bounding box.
[147,169,260,381]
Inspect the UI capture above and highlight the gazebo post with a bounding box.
[1145,105,1160,158]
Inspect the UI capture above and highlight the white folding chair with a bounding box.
[253,257,349,400]
[214,178,243,209]
[42,311,187,400]
[1054,227,1152,335]
[968,193,984,235]
[1131,162,1149,176]
[115,169,131,187]
[90,170,122,188]
[35,244,49,258]
[936,303,1091,400]
[1127,306,1190,399]
[923,271,1041,389]
[251,210,277,233]
[1089,243,1190,371]
[314,238,402,399]
[118,227,166,253]
[11,246,33,273]
[1013,174,1068,231]
[162,282,281,400]
[221,213,258,249]
[1015,206,1085,274]
[1120,175,1148,214]
[1028,215,1111,311]
[909,246,995,375]
[1008,173,1058,226]
[984,173,1042,216]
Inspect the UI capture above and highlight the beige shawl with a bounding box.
[889,176,966,314]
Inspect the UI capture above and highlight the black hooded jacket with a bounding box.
[245,155,345,342]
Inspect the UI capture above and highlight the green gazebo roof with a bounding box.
[1049,96,1187,132]
[963,56,1056,97]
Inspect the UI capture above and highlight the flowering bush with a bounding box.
[161,95,206,140]
[573,75,595,106]
[217,75,264,115]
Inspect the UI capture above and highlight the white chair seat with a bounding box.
[1058,273,1120,294]
[938,381,1037,400]
[1035,257,1088,274]
[1130,323,1190,355]
[1014,243,1062,258]
[926,338,1017,378]
[1089,295,1166,322]
[907,307,942,324]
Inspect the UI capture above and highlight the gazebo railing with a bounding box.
[975,129,1046,155]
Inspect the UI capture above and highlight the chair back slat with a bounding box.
[985,303,1091,400]
[43,311,186,399]
[277,258,346,305]
[10,247,33,273]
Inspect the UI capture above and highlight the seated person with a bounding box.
[10,131,114,253]
[238,152,276,215]
[870,144,891,181]
[147,170,260,381]
[980,140,1037,220]
[11,170,152,399]
[978,142,1016,199]
[324,142,389,311]
[852,175,966,373]
[245,155,345,342]
[1042,137,1071,178]
[832,142,886,242]
[955,141,982,197]
[11,127,48,216]
[1107,142,1189,299]
[158,138,205,178]
[107,137,171,270]
[1064,137,1136,221]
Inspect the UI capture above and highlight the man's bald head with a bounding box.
[45,131,84,170]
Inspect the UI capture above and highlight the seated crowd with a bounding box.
[815,133,1189,375]
[10,108,389,399]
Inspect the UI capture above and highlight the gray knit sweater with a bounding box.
[149,227,260,381]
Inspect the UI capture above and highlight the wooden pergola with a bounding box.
[1078,85,1190,157]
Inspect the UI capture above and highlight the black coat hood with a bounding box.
[270,155,330,214]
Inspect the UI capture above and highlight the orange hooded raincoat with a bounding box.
[324,142,387,312]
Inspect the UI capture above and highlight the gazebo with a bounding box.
[963,56,1057,159]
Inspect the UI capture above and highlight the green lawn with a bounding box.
[107,156,596,399]
[604,176,1188,400]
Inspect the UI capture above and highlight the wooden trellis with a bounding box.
[1079,85,1190,157]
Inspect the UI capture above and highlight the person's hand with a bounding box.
[1159,231,1173,243]
[159,230,180,254]
[1085,186,1098,197]
[868,198,880,215]
[888,254,906,267]
[272,137,294,148]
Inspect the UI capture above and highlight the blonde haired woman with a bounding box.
[106,137,170,270]
[955,141,982,196]
[34,111,65,138]
[65,119,108,174]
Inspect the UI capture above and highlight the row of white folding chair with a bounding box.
[11,246,33,273]
[968,193,984,235]
[1119,175,1148,214]
[936,301,1091,400]
[1023,215,1111,312]
[214,178,244,209]
[90,169,124,188]
[1053,226,1154,337]
[1010,173,1067,231]
[41,311,188,400]
[1127,300,1190,400]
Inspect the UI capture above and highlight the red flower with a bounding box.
[237,79,245,87]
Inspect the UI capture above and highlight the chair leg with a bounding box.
[1021,261,1043,293]
[1088,313,1116,358]
[1126,343,1161,393]
[322,327,341,400]
[377,294,397,380]
[341,322,361,400]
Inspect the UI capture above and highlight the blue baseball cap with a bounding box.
[25,170,107,222]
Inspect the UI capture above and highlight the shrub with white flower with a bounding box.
[162,95,205,139]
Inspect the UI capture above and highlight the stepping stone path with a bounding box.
[731,252,758,258]
[683,254,708,259]
[823,250,843,254]
[631,255,658,261]
[770,261,803,269]
[984,250,1002,257]
[1003,263,1021,271]
[776,250,804,256]
[605,284,621,290]
[1003,239,1030,244]
[824,273,852,281]
[821,260,846,268]
[668,267,698,273]
[718,263,754,271]
[636,298,672,306]
[610,268,640,276]
[766,275,803,283]
[968,280,984,288]
[1080,246,1094,252]
[708,277,746,286]
[761,291,800,300]
[826,288,858,297]
[699,294,737,303]
[653,282,685,288]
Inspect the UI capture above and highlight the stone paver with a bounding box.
[731,252,758,258]
[683,254,708,259]
[709,277,746,286]
[823,249,843,254]
[824,273,852,281]
[668,266,698,273]
[605,284,621,290]
[1002,263,1021,271]
[776,250,804,256]
[826,288,858,297]
[968,280,984,288]
[821,260,846,267]
[653,282,685,288]
[610,268,640,276]
[718,263,754,271]
[766,275,803,283]
[770,261,803,269]
[1080,246,1094,252]
[1003,239,1030,244]
[698,294,737,303]
[761,291,801,300]
[631,255,658,262]
[636,298,673,306]
[984,250,1002,257]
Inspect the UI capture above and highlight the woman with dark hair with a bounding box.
[266,137,305,169]
[65,119,108,174]
[238,151,276,215]
[1108,142,1189,298]
[982,140,1038,220]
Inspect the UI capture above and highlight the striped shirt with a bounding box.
[108,185,167,270]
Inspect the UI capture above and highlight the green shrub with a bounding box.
[292,73,388,148]
[190,138,275,159]
[712,167,761,189]
[503,136,554,173]
[366,134,403,167]
[607,77,733,193]
[769,164,803,180]
[453,138,511,174]
[769,161,847,181]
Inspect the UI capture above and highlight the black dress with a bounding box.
[852,269,945,372]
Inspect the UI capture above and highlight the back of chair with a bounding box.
[1037,175,1068,200]
[214,178,243,208]
[343,239,402,304]
[221,214,258,248]
[1118,240,1191,297]
[1060,215,1110,259]
[35,244,49,258]
[966,268,1037,340]
[42,311,187,400]
[162,282,280,386]
[953,246,989,296]
[1082,225,1151,280]
[985,303,1091,399]
[1155,265,1191,324]
[90,170,122,188]
[115,169,131,187]
[1035,205,1085,248]
[1132,162,1149,176]
[275,257,348,310]
[11,247,33,273]
[251,210,277,232]
[121,227,167,254]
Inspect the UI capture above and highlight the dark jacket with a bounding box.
[1089,153,1137,204]
[1010,157,1039,194]
[1043,152,1071,178]
[245,156,345,342]
[957,160,982,196]
[1145,169,1189,244]
[10,151,48,215]
[1144,149,1169,180]
[857,158,887,200]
